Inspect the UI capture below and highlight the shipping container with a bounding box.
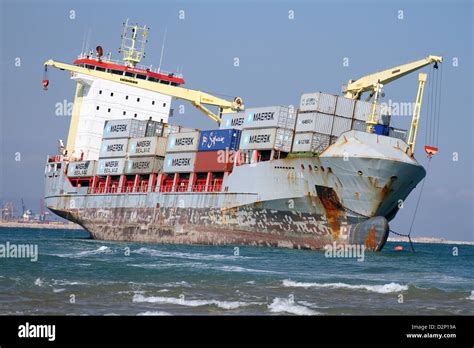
[295,112,334,134]
[332,116,353,137]
[291,132,331,153]
[145,120,165,137]
[239,128,294,152]
[300,92,320,112]
[128,136,167,157]
[166,131,200,153]
[96,158,126,175]
[67,160,96,177]
[198,129,241,152]
[162,124,182,137]
[125,157,164,175]
[317,93,337,115]
[335,96,356,118]
[220,112,246,130]
[99,138,129,158]
[243,106,295,130]
[389,127,408,142]
[163,152,197,173]
[103,119,147,139]
[354,100,381,122]
[352,119,367,132]
[195,151,235,173]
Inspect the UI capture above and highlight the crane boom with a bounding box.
[343,55,443,100]
[44,59,244,124]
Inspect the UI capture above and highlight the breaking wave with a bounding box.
[50,246,113,258]
[282,279,408,294]
[467,291,474,300]
[268,298,319,315]
[133,294,258,310]
[137,311,172,316]
[133,247,256,261]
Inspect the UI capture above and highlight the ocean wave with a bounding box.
[467,291,474,300]
[133,294,258,310]
[34,278,43,287]
[137,311,172,316]
[282,279,408,294]
[50,246,113,258]
[53,288,66,293]
[212,265,280,274]
[268,298,319,315]
[52,280,89,286]
[133,247,256,261]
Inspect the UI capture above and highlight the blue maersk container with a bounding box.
[198,129,241,152]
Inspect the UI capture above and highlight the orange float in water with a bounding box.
[394,245,404,251]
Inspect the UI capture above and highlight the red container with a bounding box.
[195,151,235,173]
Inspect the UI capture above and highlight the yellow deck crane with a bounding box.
[43,59,244,125]
[342,55,443,145]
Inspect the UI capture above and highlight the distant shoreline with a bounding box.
[0,221,472,245]
[0,221,83,230]
[387,236,473,246]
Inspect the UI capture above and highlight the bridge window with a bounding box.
[111,69,123,75]
[99,90,102,94]
[123,111,126,115]
[110,92,114,97]
[152,101,155,105]
[125,72,134,77]
[136,74,146,80]
[96,106,100,110]
[137,98,140,102]
[163,103,166,107]
[108,108,111,113]
[96,67,105,72]
[126,96,129,100]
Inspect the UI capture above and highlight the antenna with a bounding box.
[158,27,167,73]
[119,19,149,67]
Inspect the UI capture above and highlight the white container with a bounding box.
[166,131,200,153]
[300,92,320,112]
[125,157,164,175]
[243,106,295,130]
[335,96,355,118]
[163,152,197,173]
[96,158,126,175]
[67,160,96,177]
[99,138,129,158]
[239,128,293,152]
[317,93,337,115]
[389,127,407,141]
[220,112,246,130]
[354,100,381,122]
[332,116,352,137]
[295,112,334,134]
[352,120,368,132]
[292,132,331,153]
[128,137,167,157]
[103,119,147,139]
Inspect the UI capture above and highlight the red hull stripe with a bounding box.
[73,58,185,85]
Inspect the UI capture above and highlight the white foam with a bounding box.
[268,298,319,316]
[34,278,43,287]
[133,247,256,261]
[213,265,280,274]
[282,279,408,294]
[467,291,474,300]
[137,311,172,316]
[53,288,66,293]
[53,280,89,286]
[51,246,113,258]
[133,294,256,310]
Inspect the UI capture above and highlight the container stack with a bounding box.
[238,106,295,153]
[194,129,241,173]
[293,92,394,154]
[125,136,167,176]
[163,131,200,173]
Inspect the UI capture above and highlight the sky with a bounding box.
[0,0,472,241]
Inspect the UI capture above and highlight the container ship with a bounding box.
[43,21,442,251]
